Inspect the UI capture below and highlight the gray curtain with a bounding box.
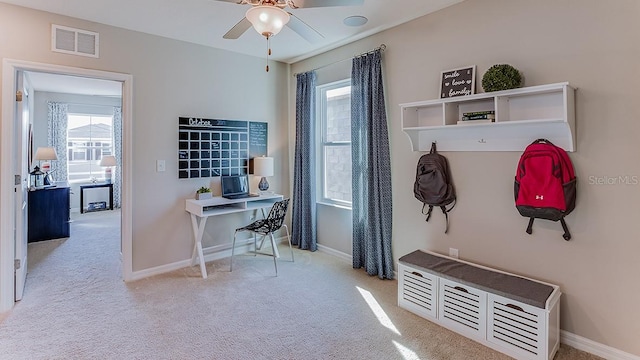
[113,106,122,208]
[291,71,317,251]
[47,102,69,183]
[351,49,394,279]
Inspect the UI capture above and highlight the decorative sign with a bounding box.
[249,121,268,158]
[178,117,268,179]
[440,65,476,98]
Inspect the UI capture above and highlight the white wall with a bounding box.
[0,3,290,272]
[290,0,640,356]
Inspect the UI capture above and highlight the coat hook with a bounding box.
[478,139,486,143]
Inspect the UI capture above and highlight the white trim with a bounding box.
[317,243,352,264]
[561,330,640,360]
[0,59,134,313]
[129,238,284,281]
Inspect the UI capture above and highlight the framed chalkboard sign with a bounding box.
[440,65,476,98]
[177,117,268,179]
[249,121,268,158]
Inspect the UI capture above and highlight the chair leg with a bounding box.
[283,224,294,262]
[269,233,279,276]
[231,230,238,272]
[253,233,257,256]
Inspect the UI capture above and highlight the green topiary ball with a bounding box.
[482,64,523,92]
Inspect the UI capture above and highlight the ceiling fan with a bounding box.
[215,0,365,43]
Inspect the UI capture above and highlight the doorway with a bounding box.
[1,60,133,312]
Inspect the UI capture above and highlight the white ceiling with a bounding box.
[2,0,464,63]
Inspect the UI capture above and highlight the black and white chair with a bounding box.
[230,198,293,276]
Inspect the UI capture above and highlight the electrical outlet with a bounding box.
[156,160,166,172]
[449,248,459,259]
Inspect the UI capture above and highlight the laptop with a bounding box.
[221,175,258,199]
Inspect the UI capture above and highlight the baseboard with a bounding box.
[317,244,352,264]
[129,237,282,281]
[130,258,192,281]
[561,331,639,360]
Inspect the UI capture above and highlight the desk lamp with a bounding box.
[253,156,274,192]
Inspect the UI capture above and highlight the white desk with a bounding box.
[185,193,283,278]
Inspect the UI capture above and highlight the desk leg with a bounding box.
[109,185,114,210]
[80,188,84,214]
[190,214,208,279]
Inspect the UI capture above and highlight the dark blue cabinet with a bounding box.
[28,187,70,242]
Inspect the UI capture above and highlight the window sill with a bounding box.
[317,201,352,211]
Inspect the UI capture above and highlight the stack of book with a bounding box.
[457,110,495,125]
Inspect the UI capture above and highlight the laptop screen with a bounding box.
[221,175,249,197]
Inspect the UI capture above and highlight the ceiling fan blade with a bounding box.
[289,0,364,8]
[286,12,324,43]
[223,18,252,39]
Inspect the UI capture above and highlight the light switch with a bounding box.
[156,160,166,172]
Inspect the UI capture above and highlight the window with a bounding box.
[67,114,113,182]
[317,79,352,207]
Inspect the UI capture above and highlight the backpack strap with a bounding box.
[430,142,437,154]
[440,206,450,233]
[526,217,572,241]
[423,204,434,222]
[560,218,571,241]
[526,217,534,235]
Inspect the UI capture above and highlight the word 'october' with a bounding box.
[189,118,211,127]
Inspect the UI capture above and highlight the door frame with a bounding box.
[0,59,134,312]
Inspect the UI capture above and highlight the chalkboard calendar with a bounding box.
[178,117,267,179]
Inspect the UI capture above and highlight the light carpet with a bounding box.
[0,209,602,360]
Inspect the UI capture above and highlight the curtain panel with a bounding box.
[113,106,122,208]
[47,102,69,183]
[351,50,394,279]
[292,71,317,251]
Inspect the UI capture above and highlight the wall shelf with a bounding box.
[400,82,575,152]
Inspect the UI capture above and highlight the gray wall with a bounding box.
[290,0,640,356]
[0,3,290,272]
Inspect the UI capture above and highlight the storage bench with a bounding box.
[398,250,561,360]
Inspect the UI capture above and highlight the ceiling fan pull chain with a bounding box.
[265,34,271,72]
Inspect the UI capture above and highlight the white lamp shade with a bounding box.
[253,156,274,177]
[245,6,290,37]
[34,147,58,161]
[99,155,117,167]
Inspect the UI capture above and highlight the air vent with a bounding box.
[51,24,99,58]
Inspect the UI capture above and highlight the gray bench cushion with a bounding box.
[399,250,554,309]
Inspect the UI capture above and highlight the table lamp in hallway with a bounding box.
[34,146,58,186]
[99,155,117,184]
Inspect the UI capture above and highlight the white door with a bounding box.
[14,71,30,301]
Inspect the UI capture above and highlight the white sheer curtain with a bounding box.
[47,102,69,183]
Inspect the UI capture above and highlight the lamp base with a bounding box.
[258,177,269,192]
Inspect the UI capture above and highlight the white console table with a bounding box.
[185,193,283,278]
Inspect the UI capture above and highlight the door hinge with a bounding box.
[16,90,23,102]
[14,259,21,270]
[15,174,21,185]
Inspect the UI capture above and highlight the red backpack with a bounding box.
[514,139,576,240]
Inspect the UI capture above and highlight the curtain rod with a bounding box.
[292,44,386,78]
[48,101,120,107]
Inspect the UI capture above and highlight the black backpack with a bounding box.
[414,142,456,233]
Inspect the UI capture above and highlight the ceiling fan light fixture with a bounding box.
[246,5,291,38]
